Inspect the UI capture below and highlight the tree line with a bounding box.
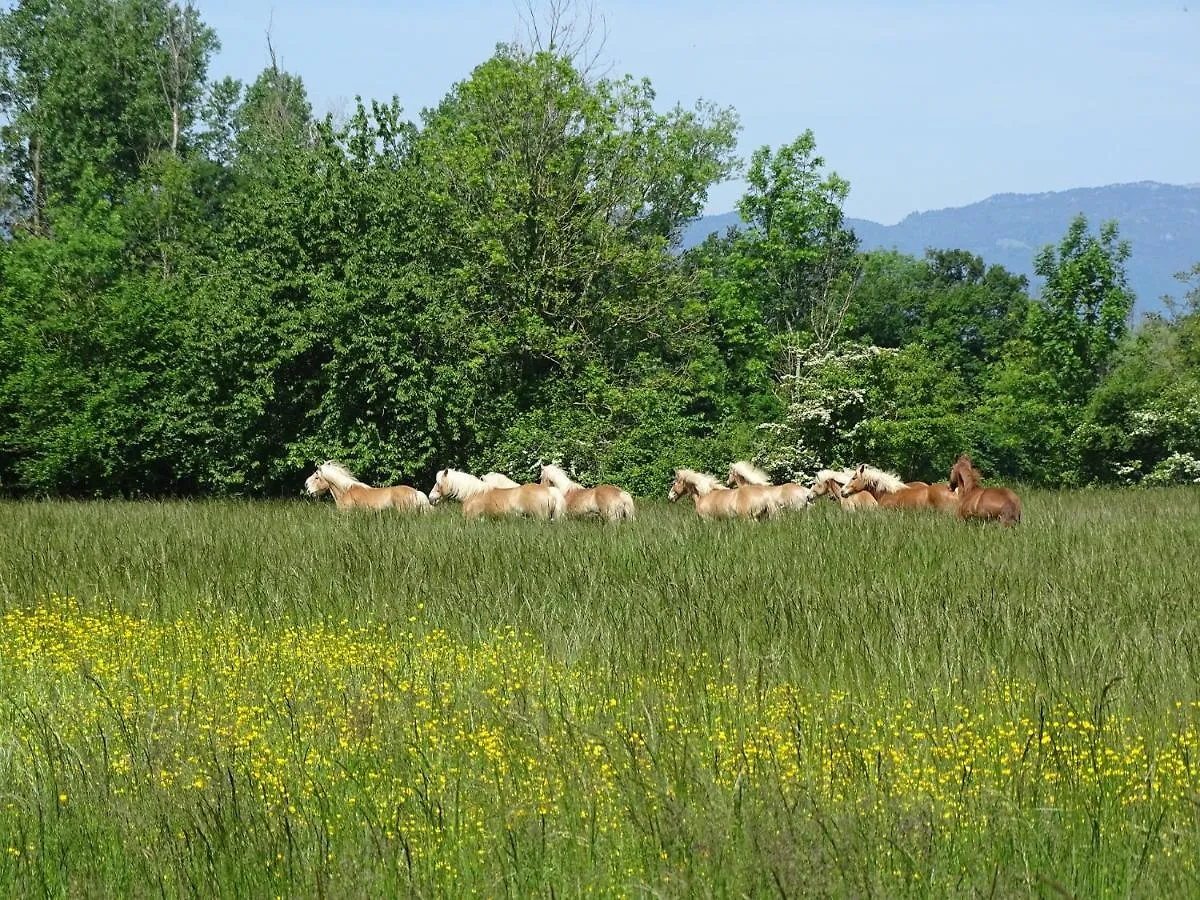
[1,0,1196,497]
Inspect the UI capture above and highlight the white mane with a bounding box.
[540,464,583,492]
[435,468,491,501]
[728,461,772,486]
[852,465,907,493]
[675,468,726,495]
[812,468,854,490]
[317,462,368,492]
[482,472,520,489]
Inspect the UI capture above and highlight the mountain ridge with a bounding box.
[682,181,1200,313]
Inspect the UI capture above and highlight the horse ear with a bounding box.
[855,463,865,475]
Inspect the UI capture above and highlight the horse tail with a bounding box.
[416,490,432,513]
[615,491,635,521]
[548,486,567,521]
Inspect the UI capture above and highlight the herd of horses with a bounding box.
[304,455,1022,526]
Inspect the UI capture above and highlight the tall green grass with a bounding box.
[1,490,1198,896]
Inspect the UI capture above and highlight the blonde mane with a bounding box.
[540,464,583,492]
[812,468,854,490]
[436,468,491,501]
[317,461,369,492]
[482,472,520,489]
[675,469,726,495]
[728,461,772,486]
[853,465,907,494]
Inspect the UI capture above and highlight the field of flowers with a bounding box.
[1,491,1198,895]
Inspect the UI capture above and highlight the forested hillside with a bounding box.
[683,182,1200,315]
[1,0,1197,496]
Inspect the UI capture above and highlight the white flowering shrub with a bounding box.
[755,341,895,481]
[1143,453,1200,486]
[1125,387,1200,485]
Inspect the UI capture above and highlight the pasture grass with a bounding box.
[0,489,1198,896]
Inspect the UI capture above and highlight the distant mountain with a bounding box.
[681,182,1200,314]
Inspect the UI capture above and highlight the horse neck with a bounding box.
[689,477,722,496]
[546,470,583,493]
[319,466,364,493]
[955,466,980,496]
[849,481,883,499]
[326,481,350,506]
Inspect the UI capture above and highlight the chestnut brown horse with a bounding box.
[668,469,780,520]
[305,462,431,512]
[811,468,878,511]
[726,461,814,511]
[949,455,1021,526]
[840,465,959,512]
[429,468,566,520]
[539,464,635,522]
[839,465,934,509]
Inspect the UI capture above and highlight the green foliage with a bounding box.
[1030,215,1135,405]
[0,0,217,226]
[1074,266,1200,485]
[726,131,858,337]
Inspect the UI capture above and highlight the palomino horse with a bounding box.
[428,468,565,521]
[668,469,779,520]
[840,464,958,511]
[305,462,431,512]
[482,472,521,489]
[539,464,635,522]
[949,455,1021,526]
[811,468,878,511]
[727,461,814,511]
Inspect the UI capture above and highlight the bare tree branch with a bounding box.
[513,0,610,79]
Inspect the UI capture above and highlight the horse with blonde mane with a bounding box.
[539,464,635,522]
[840,464,958,511]
[811,468,878,510]
[949,454,1021,526]
[668,469,779,520]
[727,461,814,511]
[304,462,431,512]
[428,468,565,521]
[481,472,521,489]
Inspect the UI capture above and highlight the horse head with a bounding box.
[949,455,978,493]
[839,464,868,498]
[305,468,330,497]
[428,469,449,505]
[668,470,692,502]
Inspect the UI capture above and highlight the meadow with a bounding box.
[0,490,1198,897]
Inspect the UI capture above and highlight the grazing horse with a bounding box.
[727,461,814,511]
[428,468,565,521]
[811,468,878,511]
[305,462,431,512]
[840,464,955,511]
[949,455,1021,526]
[668,469,779,520]
[539,464,635,522]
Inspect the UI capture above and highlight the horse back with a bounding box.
[959,486,1021,525]
[878,485,930,509]
[593,485,635,521]
[927,483,960,513]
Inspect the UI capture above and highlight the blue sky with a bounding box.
[198,0,1199,224]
